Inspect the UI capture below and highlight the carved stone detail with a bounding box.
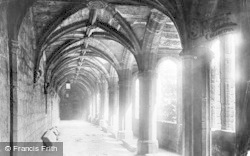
[205,12,237,39]
[189,12,238,40]
[11,40,20,55]
[34,69,42,84]
[87,1,108,10]
[188,19,202,39]
[44,82,50,94]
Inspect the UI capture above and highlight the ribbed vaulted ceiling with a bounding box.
[31,0,182,96]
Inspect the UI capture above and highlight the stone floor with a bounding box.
[58,120,180,156]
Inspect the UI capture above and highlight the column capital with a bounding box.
[179,49,197,59]
[118,78,131,87]
[138,69,157,78]
[109,76,118,82]
[87,1,108,10]
[117,68,132,78]
[146,9,168,33]
[180,45,214,62]
[11,39,19,46]
[108,84,119,92]
[97,80,107,86]
[10,40,20,55]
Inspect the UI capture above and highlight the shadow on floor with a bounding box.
[57,120,180,156]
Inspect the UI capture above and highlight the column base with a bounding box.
[117,131,133,140]
[107,125,118,132]
[107,125,113,133]
[137,140,158,155]
[87,115,92,122]
[107,126,118,138]
[90,116,96,124]
[99,119,108,132]
[92,116,100,125]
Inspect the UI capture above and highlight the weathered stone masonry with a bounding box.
[14,8,60,142]
[0,5,61,144]
[0,6,10,143]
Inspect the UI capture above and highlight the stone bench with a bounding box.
[42,127,60,146]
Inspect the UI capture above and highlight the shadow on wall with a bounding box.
[212,130,235,156]
[59,83,89,120]
[133,119,182,154]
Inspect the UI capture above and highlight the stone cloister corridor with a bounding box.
[1,0,250,156]
[57,120,179,156]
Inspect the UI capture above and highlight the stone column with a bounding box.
[219,35,236,131]
[177,58,183,153]
[90,93,96,123]
[137,69,158,155]
[117,70,133,140]
[99,83,105,120]
[104,82,109,121]
[182,53,196,156]
[99,82,109,130]
[9,40,19,143]
[131,74,138,136]
[88,95,92,121]
[93,90,100,124]
[108,80,119,135]
[235,2,250,154]
[181,50,210,156]
[136,10,167,155]
[108,84,114,125]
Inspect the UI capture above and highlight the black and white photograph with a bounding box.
[0,0,247,156]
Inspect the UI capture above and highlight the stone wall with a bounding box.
[0,5,10,142]
[51,93,60,127]
[133,119,182,153]
[157,122,182,153]
[59,84,89,120]
[15,8,60,142]
[212,130,235,156]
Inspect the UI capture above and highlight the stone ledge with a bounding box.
[137,140,159,155]
[41,127,60,146]
[121,139,137,152]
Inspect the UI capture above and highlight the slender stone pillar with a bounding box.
[219,35,236,131]
[181,50,210,156]
[235,3,250,154]
[99,83,105,120]
[9,40,19,143]
[137,70,158,155]
[103,82,109,122]
[136,9,167,155]
[94,91,100,124]
[117,70,133,140]
[108,85,114,125]
[108,81,119,135]
[182,53,196,156]
[88,94,92,121]
[90,93,96,123]
[131,74,138,135]
[99,82,109,129]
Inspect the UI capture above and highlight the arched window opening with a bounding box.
[157,59,178,123]
[210,34,236,132]
[210,39,222,130]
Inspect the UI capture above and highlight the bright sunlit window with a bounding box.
[66,80,71,90]
[156,59,178,123]
[210,39,221,130]
[210,34,236,132]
